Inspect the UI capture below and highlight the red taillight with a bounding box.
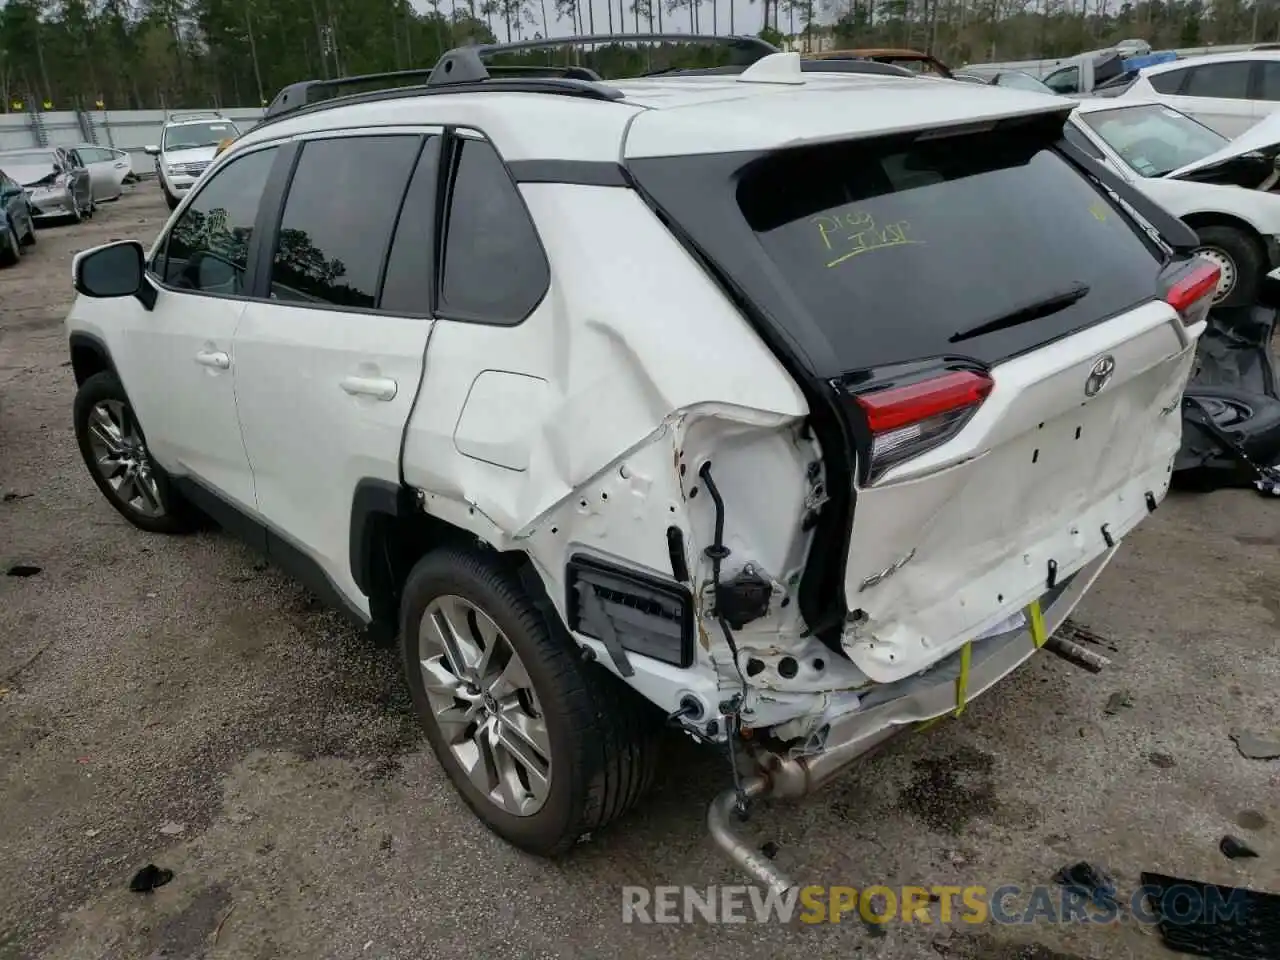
[1162,258,1220,327]
[851,370,994,483]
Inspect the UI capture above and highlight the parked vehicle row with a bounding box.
[0,143,133,269]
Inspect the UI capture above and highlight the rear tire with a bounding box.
[1194,225,1264,308]
[73,371,197,535]
[400,548,660,857]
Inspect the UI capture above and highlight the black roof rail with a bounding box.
[262,63,616,120]
[261,32,780,122]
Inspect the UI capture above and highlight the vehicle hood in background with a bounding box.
[1166,110,1280,185]
[10,163,58,187]
[161,146,217,165]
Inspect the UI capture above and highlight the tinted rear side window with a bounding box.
[438,137,548,324]
[1182,61,1251,99]
[737,129,1161,370]
[1149,68,1187,94]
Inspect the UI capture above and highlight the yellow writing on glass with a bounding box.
[815,210,923,268]
[1088,202,1108,223]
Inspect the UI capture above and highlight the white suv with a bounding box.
[144,112,242,210]
[65,39,1216,885]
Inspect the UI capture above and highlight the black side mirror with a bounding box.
[74,240,147,300]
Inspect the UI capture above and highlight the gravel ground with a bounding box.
[1,189,1278,960]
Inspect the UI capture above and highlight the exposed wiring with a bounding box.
[698,461,753,817]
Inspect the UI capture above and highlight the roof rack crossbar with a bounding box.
[469,33,778,60]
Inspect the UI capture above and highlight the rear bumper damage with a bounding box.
[709,546,1116,892]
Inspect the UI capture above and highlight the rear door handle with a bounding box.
[195,350,230,370]
[340,375,397,401]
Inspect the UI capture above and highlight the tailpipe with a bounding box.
[706,777,798,896]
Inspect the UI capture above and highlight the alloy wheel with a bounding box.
[85,399,165,518]
[418,595,552,816]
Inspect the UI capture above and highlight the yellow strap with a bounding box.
[920,605,1046,733]
[1028,600,1048,649]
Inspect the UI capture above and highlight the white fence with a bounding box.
[0,107,267,177]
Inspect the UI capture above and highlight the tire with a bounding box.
[68,194,83,224]
[163,186,179,211]
[0,223,18,266]
[73,371,196,535]
[22,219,36,246]
[400,547,660,857]
[1194,225,1265,309]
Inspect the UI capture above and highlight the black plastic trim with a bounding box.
[171,475,370,628]
[349,478,411,598]
[507,159,629,186]
[67,332,118,384]
[258,78,625,130]
[565,553,695,669]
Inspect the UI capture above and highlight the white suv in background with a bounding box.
[64,41,1217,887]
[1116,50,1280,137]
[145,112,241,210]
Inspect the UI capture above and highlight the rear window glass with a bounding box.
[737,127,1162,370]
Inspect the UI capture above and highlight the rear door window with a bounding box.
[737,125,1162,370]
[268,135,421,309]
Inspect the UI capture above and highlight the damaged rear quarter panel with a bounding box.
[400,182,813,709]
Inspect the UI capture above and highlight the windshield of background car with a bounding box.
[0,150,55,167]
[995,71,1057,94]
[163,121,240,151]
[1079,104,1228,176]
[736,124,1163,369]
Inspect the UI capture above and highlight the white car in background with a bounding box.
[1066,98,1280,306]
[144,112,241,210]
[66,145,134,202]
[1114,50,1280,137]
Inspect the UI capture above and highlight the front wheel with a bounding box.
[1194,225,1265,309]
[163,186,179,211]
[0,223,19,266]
[400,548,660,857]
[73,371,196,534]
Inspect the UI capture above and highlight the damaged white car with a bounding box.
[64,39,1218,887]
[1067,98,1280,307]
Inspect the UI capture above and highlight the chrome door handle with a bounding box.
[195,350,230,370]
[340,375,397,401]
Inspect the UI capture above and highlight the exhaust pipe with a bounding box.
[706,777,798,896]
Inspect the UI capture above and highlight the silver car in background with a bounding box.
[0,147,94,224]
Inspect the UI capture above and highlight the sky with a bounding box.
[406,0,832,40]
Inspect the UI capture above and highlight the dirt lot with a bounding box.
[1,188,1278,960]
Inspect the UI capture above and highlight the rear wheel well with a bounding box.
[358,499,538,639]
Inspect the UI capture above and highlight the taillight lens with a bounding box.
[1161,257,1220,327]
[848,370,994,483]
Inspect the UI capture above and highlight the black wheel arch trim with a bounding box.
[68,332,119,385]
[171,474,371,629]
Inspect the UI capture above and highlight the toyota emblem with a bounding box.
[1084,355,1116,397]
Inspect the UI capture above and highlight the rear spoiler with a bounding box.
[1058,138,1199,254]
